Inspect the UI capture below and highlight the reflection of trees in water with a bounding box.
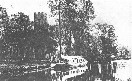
[112,61,132,81]
[89,63,115,81]
[0,68,52,81]
[66,63,115,81]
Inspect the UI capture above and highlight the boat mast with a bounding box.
[86,0,90,23]
[59,0,62,59]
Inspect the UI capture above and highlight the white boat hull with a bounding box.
[61,55,88,67]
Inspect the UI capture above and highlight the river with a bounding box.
[0,59,132,81]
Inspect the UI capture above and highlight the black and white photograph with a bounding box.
[0,0,132,81]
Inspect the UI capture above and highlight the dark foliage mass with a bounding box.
[48,0,122,63]
[0,8,57,63]
[0,0,130,64]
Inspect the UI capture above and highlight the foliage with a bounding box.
[48,0,95,56]
[1,9,58,63]
[0,7,9,60]
[0,0,121,63]
[117,46,131,59]
[33,12,58,60]
[48,0,119,63]
[93,23,118,62]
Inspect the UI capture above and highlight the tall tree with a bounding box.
[3,12,32,61]
[0,7,9,60]
[48,0,95,56]
[32,12,57,60]
[95,23,118,62]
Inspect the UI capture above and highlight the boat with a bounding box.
[61,55,88,67]
[50,59,66,68]
[62,65,88,81]
[51,65,88,81]
[51,55,88,68]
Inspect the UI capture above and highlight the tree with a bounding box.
[48,0,119,63]
[31,12,58,60]
[3,12,32,62]
[48,0,95,56]
[94,23,118,62]
[1,10,58,63]
[0,7,9,60]
[117,46,131,59]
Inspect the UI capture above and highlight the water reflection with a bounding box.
[0,60,131,81]
[0,65,52,81]
[112,60,132,81]
[67,62,114,81]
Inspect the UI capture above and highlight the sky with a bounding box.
[0,0,132,50]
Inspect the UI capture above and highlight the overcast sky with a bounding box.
[0,0,132,50]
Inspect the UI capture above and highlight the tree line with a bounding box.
[0,0,130,64]
[0,9,58,63]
